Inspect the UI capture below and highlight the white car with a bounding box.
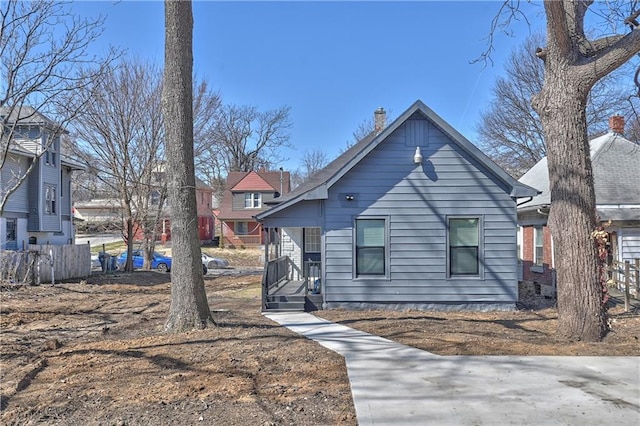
[201,253,229,269]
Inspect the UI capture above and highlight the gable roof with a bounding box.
[217,170,291,221]
[518,132,640,215]
[1,106,65,131]
[256,99,538,221]
[232,171,277,191]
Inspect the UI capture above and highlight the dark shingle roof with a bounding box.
[518,132,640,214]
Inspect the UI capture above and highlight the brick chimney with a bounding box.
[374,107,386,133]
[609,115,625,134]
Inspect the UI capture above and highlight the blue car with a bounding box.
[118,250,172,272]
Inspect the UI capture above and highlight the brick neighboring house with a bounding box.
[517,115,640,296]
[75,178,215,244]
[153,177,216,244]
[218,170,290,247]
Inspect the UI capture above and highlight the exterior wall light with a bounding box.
[413,146,423,164]
[345,195,355,201]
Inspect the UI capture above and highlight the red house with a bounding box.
[217,170,290,247]
[160,178,215,244]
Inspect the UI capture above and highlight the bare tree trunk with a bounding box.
[162,0,213,332]
[124,207,135,272]
[535,82,607,340]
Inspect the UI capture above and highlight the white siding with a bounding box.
[281,227,303,280]
[620,228,640,262]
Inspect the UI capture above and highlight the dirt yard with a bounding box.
[1,248,639,425]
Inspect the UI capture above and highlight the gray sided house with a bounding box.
[1,106,84,250]
[256,100,538,312]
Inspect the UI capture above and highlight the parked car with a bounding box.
[117,250,172,272]
[201,252,229,269]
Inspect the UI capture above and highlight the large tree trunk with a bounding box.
[534,80,607,341]
[531,1,614,341]
[162,0,213,332]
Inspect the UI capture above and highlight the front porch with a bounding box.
[262,256,322,312]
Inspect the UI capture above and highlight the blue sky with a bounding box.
[71,0,544,171]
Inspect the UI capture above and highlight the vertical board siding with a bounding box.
[1,244,90,284]
[404,119,428,147]
[323,118,518,305]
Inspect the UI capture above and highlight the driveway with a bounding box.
[75,233,122,247]
[265,312,640,426]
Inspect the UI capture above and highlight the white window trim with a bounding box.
[517,226,523,261]
[304,227,321,253]
[45,184,57,215]
[530,225,545,274]
[533,226,544,267]
[244,192,262,209]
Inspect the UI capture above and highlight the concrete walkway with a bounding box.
[264,312,640,426]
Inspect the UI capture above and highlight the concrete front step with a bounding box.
[267,295,305,303]
[265,294,323,312]
[265,301,305,311]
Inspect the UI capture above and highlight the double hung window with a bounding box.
[449,218,480,276]
[244,193,261,208]
[45,185,57,214]
[304,227,321,253]
[355,219,386,276]
[534,226,544,266]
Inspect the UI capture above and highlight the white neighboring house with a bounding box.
[1,106,85,250]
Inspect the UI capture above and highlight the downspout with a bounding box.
[517,196,533,207]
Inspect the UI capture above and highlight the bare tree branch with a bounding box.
[67,59,165,271]
[211,104,292,173]
[1,0,118,214]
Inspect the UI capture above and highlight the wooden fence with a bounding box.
[0,244,91,285]
[606,258,639,312]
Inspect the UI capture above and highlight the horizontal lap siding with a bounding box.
[324,119,517,305]
[2,155,29,213]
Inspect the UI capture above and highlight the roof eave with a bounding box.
[510,186,541,198]
[255,184,328,221]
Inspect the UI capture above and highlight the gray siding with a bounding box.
[27,162,40,231]
[1,155,29,213]
[262,200,324,228]
[232,191,276,211]
[41,151,61,232]
[61,167,72,218]
[323,119,518,307]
